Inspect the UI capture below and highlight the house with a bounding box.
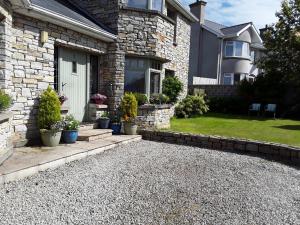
[188,0,265,86]
[0,0,196,144]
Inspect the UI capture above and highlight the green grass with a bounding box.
[170,113,300,147]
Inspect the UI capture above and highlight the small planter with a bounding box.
[98,117,110,129]
[40,129,62,147]
[62,130,78,144]
[123,121,138,135]
[111,123,121,135]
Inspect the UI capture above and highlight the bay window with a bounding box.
[225,41,250,58]
[223,73,248,85]
[128,0,163,12]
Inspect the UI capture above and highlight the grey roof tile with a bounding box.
[31,0,113,34]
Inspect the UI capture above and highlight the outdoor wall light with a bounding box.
[41,31,49,44]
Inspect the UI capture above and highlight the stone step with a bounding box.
[78,129,112,142]
[79,123,98,131]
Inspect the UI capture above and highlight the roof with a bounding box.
[202,20,263,43]
[166,0,198,22]
[31,0,114,34]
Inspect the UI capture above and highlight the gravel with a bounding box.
[0,140,299,225]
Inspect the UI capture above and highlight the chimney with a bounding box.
[189,0,207,24]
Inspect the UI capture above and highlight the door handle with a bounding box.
[62,82,67,91]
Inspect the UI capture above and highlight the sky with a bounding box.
[181,0,282,29]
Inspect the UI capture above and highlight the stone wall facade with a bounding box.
[190,85,238,97]
[1,5,109,140]
[139,130,300,165]
[0,113,13,165]
[136,104,172,129]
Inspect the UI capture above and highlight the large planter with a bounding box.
[111,123,121,135]
[98,117,110,129]
[62,130,78,144]
[123,122,138,135]
[40,129,62,147]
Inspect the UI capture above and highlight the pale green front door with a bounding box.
[59,48,89,122]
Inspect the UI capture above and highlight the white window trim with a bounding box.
[225,41,250,58]
[223,73,234,85]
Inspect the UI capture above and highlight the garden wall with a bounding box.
[190,85,238,97]
[139,130,300,165]
[136,105,173,130]
[0,113,13,165]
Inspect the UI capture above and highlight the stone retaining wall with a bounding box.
[190,85,238,97]
[139,130,300,165]
[136,105,173,129]
[0,113,13,165]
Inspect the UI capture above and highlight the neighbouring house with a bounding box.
[0,0,196,144]
[188,0,265,86]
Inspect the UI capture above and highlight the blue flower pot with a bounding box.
[62,130,78,144]
[111,123,121,135]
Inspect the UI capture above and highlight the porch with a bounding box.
[0,135,141,185]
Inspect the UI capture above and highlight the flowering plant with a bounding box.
[91,94,107,105]
[64,115,80,131]
[50,120,66,131]
[59,94,68,105]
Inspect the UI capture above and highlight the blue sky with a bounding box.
[181,0,282,28]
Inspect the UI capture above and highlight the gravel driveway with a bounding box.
[0,140,299,225]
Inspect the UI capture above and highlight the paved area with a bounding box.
[0,141,299,225]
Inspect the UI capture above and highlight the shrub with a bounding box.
[162,76,183,103]
[0,90,12,111]
[121,93,138,122]
[149,93,170,105]
[64,115,80,131]
[132,92,148,106]
[208,97,249,115]
[38,86,61,130]
[175,95,209,118]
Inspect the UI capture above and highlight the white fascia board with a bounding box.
[167,0,198,22]
[15,0,116,42]
[237,24,252,36]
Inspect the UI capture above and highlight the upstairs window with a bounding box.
[225,41,250,58]
[128,0,163,12]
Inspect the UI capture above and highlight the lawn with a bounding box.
[170,113,300,147]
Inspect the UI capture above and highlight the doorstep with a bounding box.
[0,135,141,185]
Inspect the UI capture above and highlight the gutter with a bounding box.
[17,0,117,42]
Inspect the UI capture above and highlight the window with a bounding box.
[125,57,163,96]
[72,61,77,74]
[223,73,233,85]
[128,0,148,9]
[127,0,163,12]
[225,41,250,58]
[90,55,99,95]
[165,69,175,77]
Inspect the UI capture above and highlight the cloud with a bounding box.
[181,0,282,28]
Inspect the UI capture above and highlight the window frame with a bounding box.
[225,41,250,58]
[127,0,164,12]
[223,73,234,85]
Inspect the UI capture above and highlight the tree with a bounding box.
[260,0,300,86]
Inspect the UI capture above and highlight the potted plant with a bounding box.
[91,93,107,105]
[121,93,138,135]
[98,111,110,129]
[62,115,80,143]
[110,113,122,135]
[38,87,62,147]
[58,94,68,105]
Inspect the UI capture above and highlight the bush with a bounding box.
[132,92,148,106]
[64,115,80,131]
[162,76,183,104]
[121,93,138,122]
[0,90,12,111]
[149,93,169,105]
[208,97,250,115]
[38,86,61,130]
[175,95,209,118]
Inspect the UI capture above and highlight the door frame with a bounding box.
[57,47,91,121]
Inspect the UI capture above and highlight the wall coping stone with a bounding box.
[139,130,300,165]
[0,112,12,124]
[139,104,172,110]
